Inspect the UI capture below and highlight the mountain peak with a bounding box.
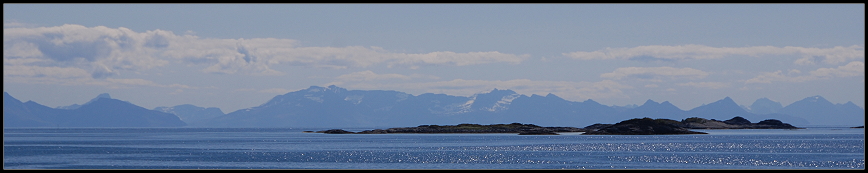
[786,95,834,107]
[749,97,783,114]
[4,92,22,103]
[755,97,775,102]
[689,97,744,112]
[713,96,737,105]
[85,93,113,104]
[659,101,680,109]
[805,95,828,102]
[583,99,600,105]
[544,93,559,98]
[57,93,115,110]
[642,99,659,106]
[306,86,326,92]
[486,88,518,95]
[842,101,858,106]
[305,85,347,93]
[96,93,111,99]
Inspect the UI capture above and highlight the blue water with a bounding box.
[3,127,864,169]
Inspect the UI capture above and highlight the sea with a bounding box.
[3,126,864,169]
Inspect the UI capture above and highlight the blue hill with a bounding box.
[5,86,862,128]
[4,92,186,127]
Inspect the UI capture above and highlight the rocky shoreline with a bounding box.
[582,118,708,135]
[307,123,584,135]
[582,116,802,135]
[309,116,802,135]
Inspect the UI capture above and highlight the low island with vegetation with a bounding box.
[308,116,802,135]
[307,123,584,135]
[582,116,802,135]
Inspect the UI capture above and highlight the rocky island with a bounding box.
[309,116,802,135]
[309,123,585,135]
[679,116,802,129]
[582,116,802,135]
[582,118,708,135]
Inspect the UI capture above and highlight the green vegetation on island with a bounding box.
[310,116,802,135]
[582,118,708,135]
[309,123,584,135]
[582,116,801,135]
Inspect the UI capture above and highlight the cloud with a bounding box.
[676,82,729,89]
[335,70,440,82]
[3,65,91,79]
[4,24,171,78]
[4,24,529,78]
[600,66,709,81]
[3,64,194,89]
[336,70,413,81]
[564,44,864,65]
[104,78,194,89]
[258,88,294,94]
[745,61,865,84]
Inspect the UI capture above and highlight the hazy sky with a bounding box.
[4,4,865,113]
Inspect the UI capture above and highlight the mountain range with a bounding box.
[3,85,864,128]
[4,92,185,127]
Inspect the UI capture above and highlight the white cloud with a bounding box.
[4,24,528,78]
[564,44,864,65]
[336,70,411,81]
[745,61,865,84]
[104,78,194,89]
[258,88,294,94]
[600,66,709,81]
[3,65,91,79]
[335,70,440,82]
[676,82,729,89]
[808,61,864,77]
[4,24,170,78]
[3,65,194,89]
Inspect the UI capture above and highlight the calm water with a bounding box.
[3,127,864,169]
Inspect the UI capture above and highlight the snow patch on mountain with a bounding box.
[486,93,522,112]
[345,95,363,104]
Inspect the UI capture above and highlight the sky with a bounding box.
[3,4,865,113]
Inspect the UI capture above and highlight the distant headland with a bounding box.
[306,123,584,135]
[309,116,802,135]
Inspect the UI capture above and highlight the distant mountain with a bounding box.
[56,93,112,110]
[748,97,783,115]
[154,104,224,126]
[202,86,631,128]
[202,85,456,127]
[779,96,865,126]
[617,99,686,120]
[686,97,754,120]
[684,97,809,125]
[4,92,66,127]
[5,86,862,128]
[3,92,186,127]
[199,86,816,128]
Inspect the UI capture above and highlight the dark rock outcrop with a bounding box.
[316,129,356,134]
[681,116,801,129]
[582,118,708,135]
[723,116,752,125]
[315,123,584,135]
[582,123,614,131]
